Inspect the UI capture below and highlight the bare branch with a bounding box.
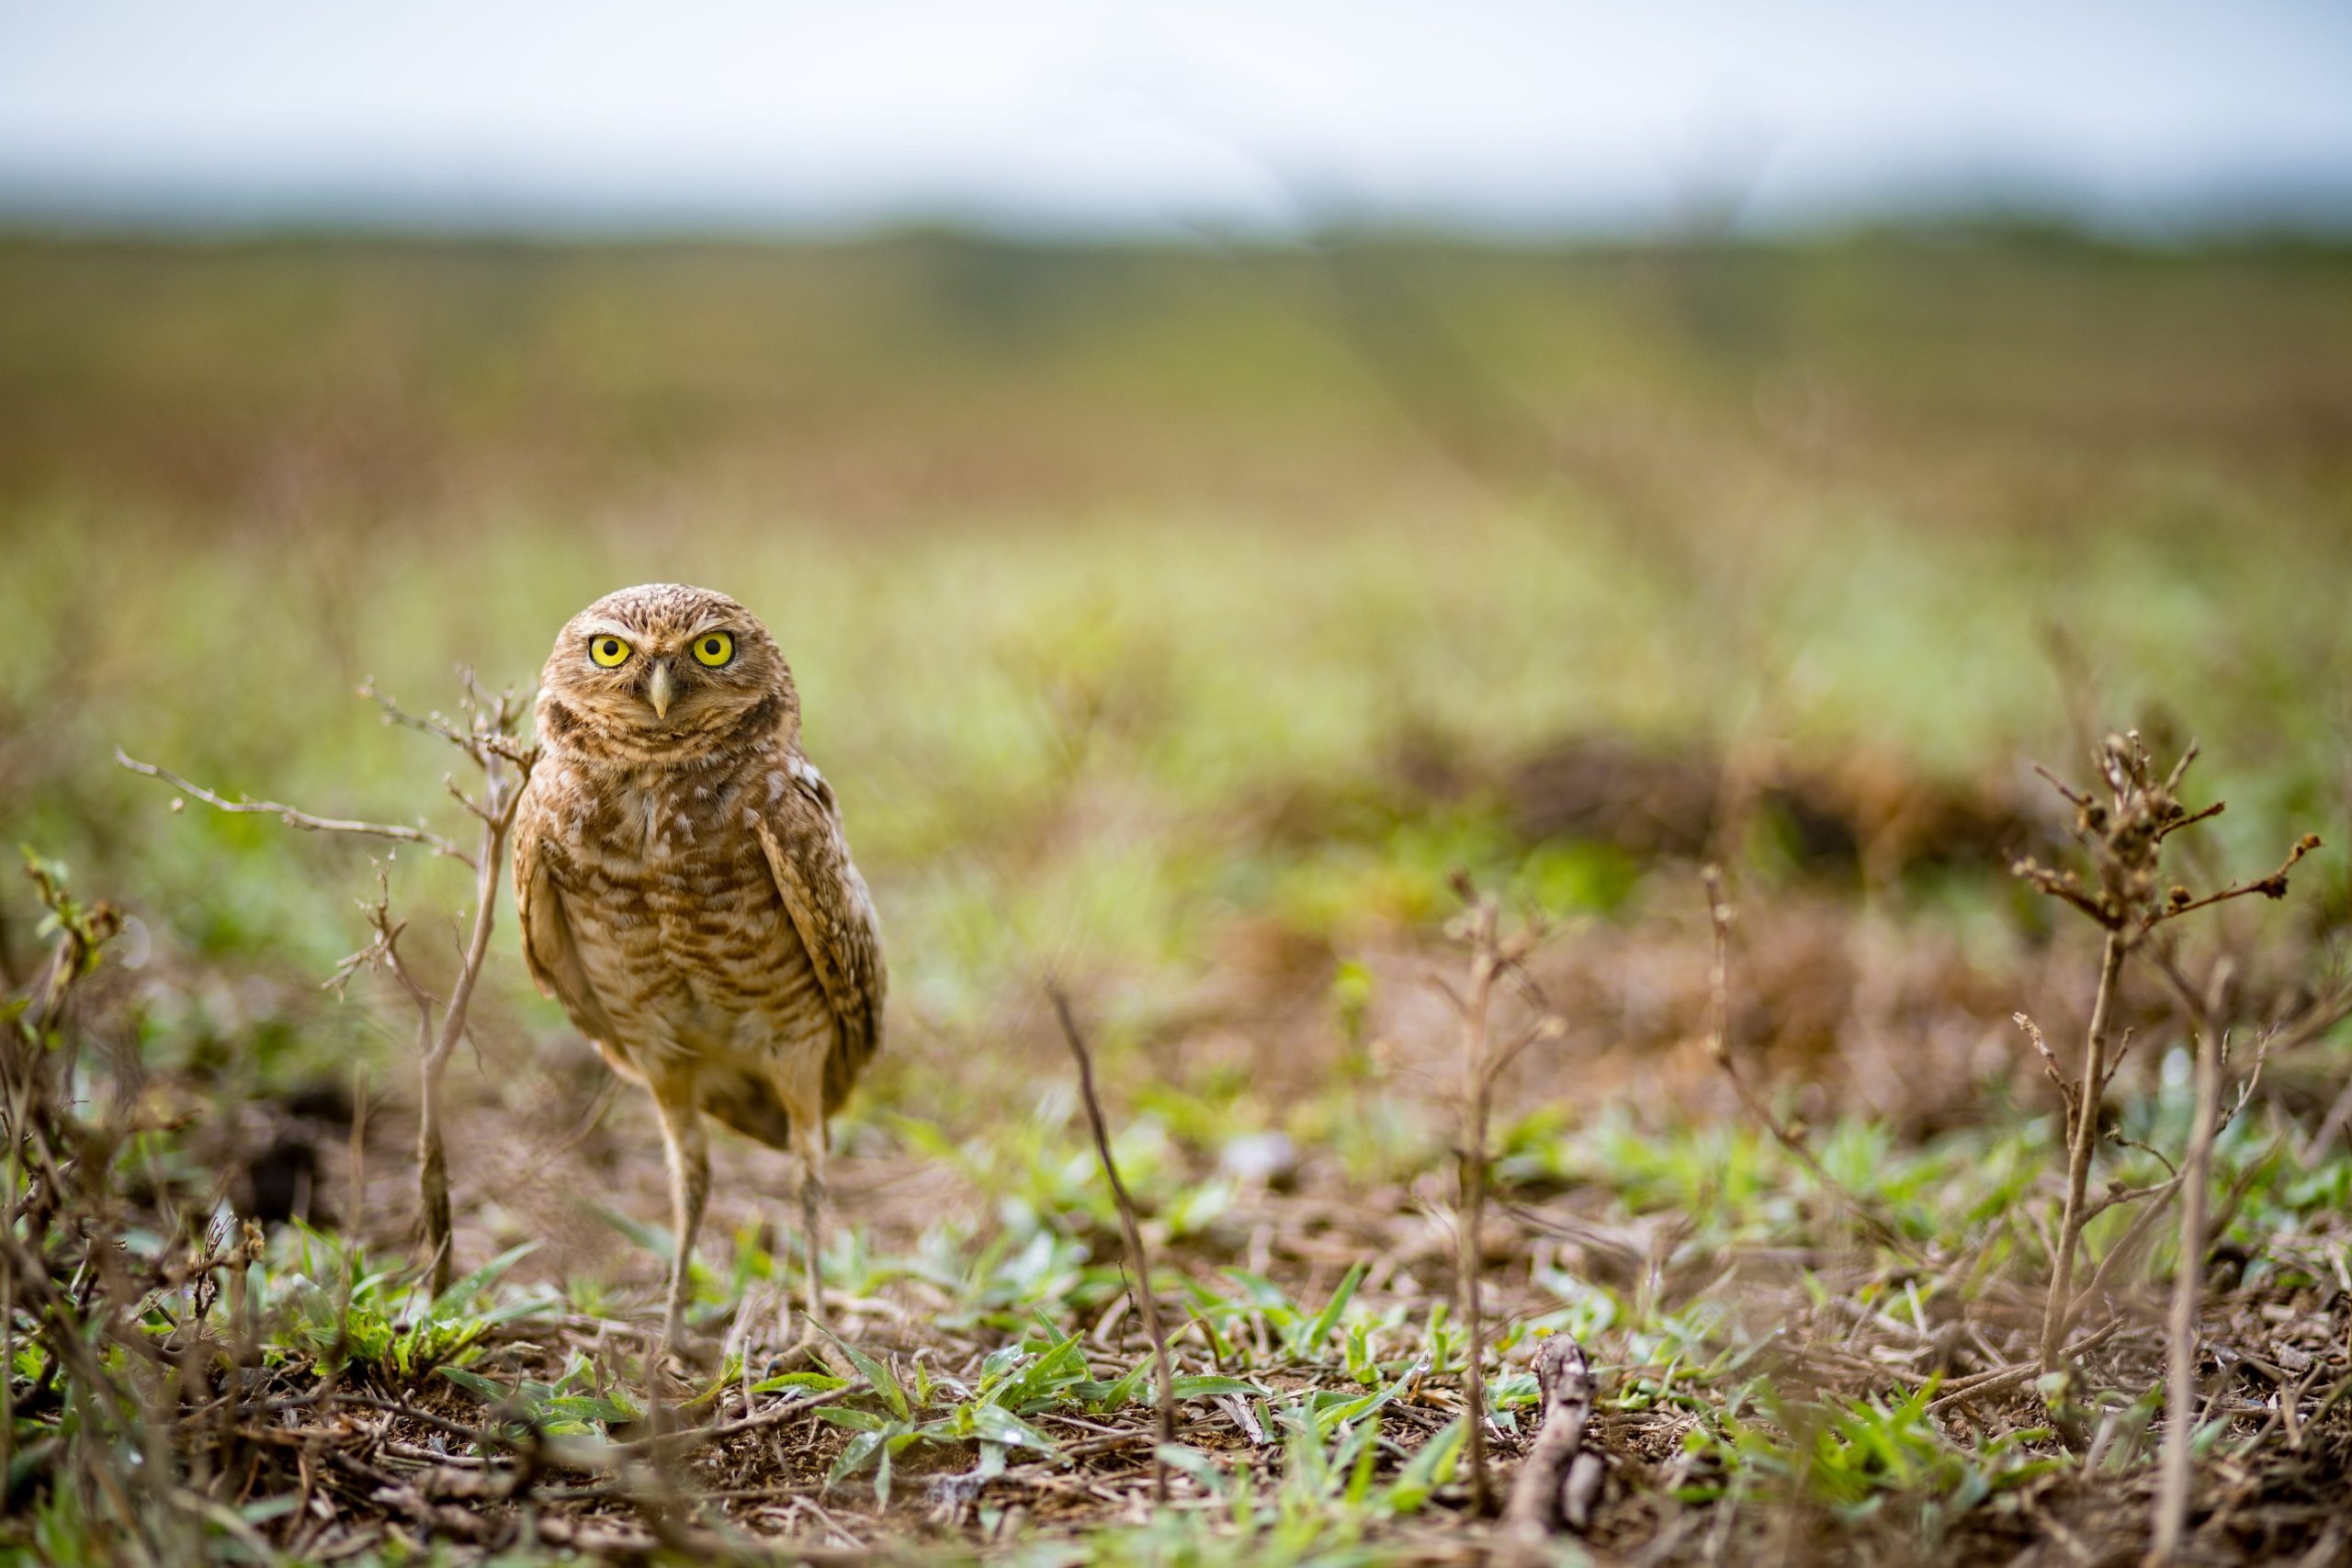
[1445,875,1508,1514]
[116,749,473,869]
[359,675,539,769]
[357,679,473,750]
[2103,1025,2135,1089]
[2031,761,2095,810]
[1484,1011,1566,1090]
[1928,1316,2132,1415]
[2081,1176,2178,1225]
[2011,857,2118,927]
[2154,800,2224,842]
[2014,1012,2076,1114]
[445,775,494,822]
[2041,931,2126,1370]
[2149,834,2324,928]
[2107,1129,2178,1184]
[1423,973,1470,1019]
[2161,739,2201,794]
[414,746,531,1292]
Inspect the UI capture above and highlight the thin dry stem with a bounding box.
[1702,866,1917,1259]
[1437,874,1570,1518]
[2014,1012,2074,1112]
[414,743,527,1292]
[2041,930,2125,1373]
[1047,980,1177,1504]
[1453,891,1500,1515]
[2140,948,2260,1565]
[2147,1005,2221,1567]
[116,749,472,868]
[2014,736,2320,1382]
[2149,834,2322,928]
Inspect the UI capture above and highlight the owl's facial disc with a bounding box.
[546,589,786,757]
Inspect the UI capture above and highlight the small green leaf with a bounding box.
[820,1328,908,1418]
[829,1429,886,1484]
[967,1404,1059,1454]
[750,1371,850,1395]
[437,1366,515,1405]
[1384,1416,1464,1515]
[1169,1374,1262,1401]
[430,1241,540,1315]
[813,1404,890,1433]
[1293,1260,1366,1357]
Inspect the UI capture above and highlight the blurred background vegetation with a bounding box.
[6,233,2348,1076]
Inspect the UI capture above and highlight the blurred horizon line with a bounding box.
[6,192,2352,253]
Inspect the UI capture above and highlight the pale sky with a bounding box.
[3,0,2348,235]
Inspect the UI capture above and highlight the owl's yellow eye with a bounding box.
[589,635,632,668]
[690,631,734,668]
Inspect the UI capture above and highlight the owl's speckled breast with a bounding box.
[537,743,831,1070]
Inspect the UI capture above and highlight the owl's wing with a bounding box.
[512,783,619,1045]
[752,757,885,1112]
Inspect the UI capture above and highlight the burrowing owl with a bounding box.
[513,583,883,1351]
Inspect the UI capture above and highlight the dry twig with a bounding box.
[2146,966,2223,1568]
[120,672,537,1292]
[2013,732,2322,1381]
[1502,1335,1605,1541]
[1441,873,1564,1514]
[113,750,471,868]
[1702,867,1918,1259]
[1047,979,1178,1504]
[2009,729,2328,1559]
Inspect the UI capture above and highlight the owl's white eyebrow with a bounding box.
[580,618,637,640]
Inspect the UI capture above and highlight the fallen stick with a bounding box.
[1502,1335,1605,1540]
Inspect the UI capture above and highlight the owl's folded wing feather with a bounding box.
[752,758,885,1112]
[513,791,619,1045]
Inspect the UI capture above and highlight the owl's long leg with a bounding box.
[797,1136,828,1338]
[650,1080,710,1359]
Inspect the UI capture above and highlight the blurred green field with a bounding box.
[7,234,2350,1036]
[6,232,2352,1564]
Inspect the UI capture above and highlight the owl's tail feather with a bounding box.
[699,1072,796,1150]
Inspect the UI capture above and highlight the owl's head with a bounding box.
[537,583,797,763]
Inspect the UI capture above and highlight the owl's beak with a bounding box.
[645,660,677,720]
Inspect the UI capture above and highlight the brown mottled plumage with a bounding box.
[513,583,882,1350]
